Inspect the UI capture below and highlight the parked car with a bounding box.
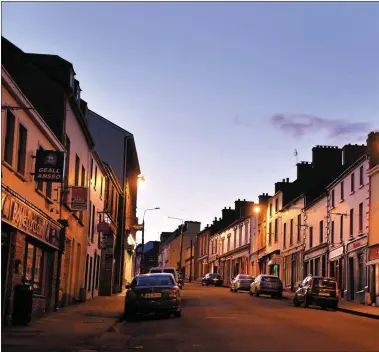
[230,274,254,292]
[149,267,179,284]
[176,271,184,289]
[201,273,223,286]
[249,275,283,298]
[124,273,182,320]
[293,275,339,310]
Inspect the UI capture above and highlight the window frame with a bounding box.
[4,110,16,166]
[16,122,28,176]
[23,241,45,295]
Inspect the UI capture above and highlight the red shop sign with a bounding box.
[369,245,379,261]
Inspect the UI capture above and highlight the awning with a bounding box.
[366,259,379,266]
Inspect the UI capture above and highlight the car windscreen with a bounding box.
[261,276,280,282]
[163,269,176,276]
[313,278,336,289]
[132,276,174,287]
[238,275,253,280]
[209,274,220,278]
[150,269,162,273]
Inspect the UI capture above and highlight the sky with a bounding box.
[2,2,379,244]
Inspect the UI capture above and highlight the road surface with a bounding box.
[3,283,379,351]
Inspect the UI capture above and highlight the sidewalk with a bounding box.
[2,292,125,349]
[192,281,379,320]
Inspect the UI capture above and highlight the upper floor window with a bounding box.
[351,173,355,193]
[309,226,313,248]
[269,222,272,245]
[331,221,335,244]
[359,166,364,187]
[227,236,231,252]
[283,223,287,248]
[90,158,94,180]
[350,208,354,237]
[94,166,98,189]
[290,219,294,246]
[270,203,272,217]
[75,154,80,186]
[245,223,249,244]
[297,214,301,242]
[4,110,15,165]
[331,190,335,208]
[239,226,243,247]
[319,220,323,244]
[359,202,363,233]
[274,218,278,242]
[275,198,279,213]
[17,123,28,176]
[340,181,344,201]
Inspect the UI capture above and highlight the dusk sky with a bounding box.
[3,2,379,244]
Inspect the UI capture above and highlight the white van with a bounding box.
[149,267,179,283]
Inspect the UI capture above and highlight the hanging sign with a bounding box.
[97,221,110,233]
[70,186,88,211]
[34,150,65,182]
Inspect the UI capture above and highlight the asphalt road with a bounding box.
[94,283,379,352]
[3,283,379,351]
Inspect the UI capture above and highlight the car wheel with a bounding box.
[174,310,182,318]
[124,310,136,321]
[249,290,253,296]
[332,302,339,311]
[293,295,301,307]
[255,290,260,297]
[277,293,282,299]
[303,295,310,308]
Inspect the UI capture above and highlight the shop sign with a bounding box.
[329,246,344,260]
[304,245,328,261]
[34,150,65,182]
[97,221,109,233]
[347,236,368,253]
[70,186,88,211]
[1,191,61,250]
[369,245,379,261]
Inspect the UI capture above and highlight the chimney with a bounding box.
[297,161,312,182]
[367,132,379,168]
[258,193,271,205]
[342,144,367,168]
[312,145,342,170]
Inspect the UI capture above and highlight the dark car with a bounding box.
[293,275,339,310]
[230,274,254,292]
[201,273,223,286]
[249,275,283,298]
[124,273,182,320]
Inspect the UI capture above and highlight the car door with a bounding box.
[297,277,309,301]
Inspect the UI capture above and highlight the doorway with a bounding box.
[349,256,355,301]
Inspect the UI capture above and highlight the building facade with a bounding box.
[195,226,211,280]
[2,68,65,324]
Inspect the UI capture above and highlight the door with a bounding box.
[291,257,295,291]
[349,256,355,301]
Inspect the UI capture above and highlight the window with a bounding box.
[233,229,237,249]
[270,203,272,217]
[331,190,335,208]
[46,182,53,199]
[245,223,249,244]
[351,173,355,193]
[227,236,231,252]
[269,222,272,245]
[88,256,93,292]
[90,158,94,180]
[319,220,323,244]
[359,202,363,233]
[340,215,344,241]
[95,254,100,289]
[24,242,45,294]
[275,198,279,213]
[81,166,86,187]
[309,226,313,248]
[290,219,293,246]
[350,208,354,237]
[89,201,93,239]
[64,136,70,203]
[359,166,364,186]
[17,123,27,175]
[274,219,278,242]
[331,221,335,244]
[100,177,103,197]
[75,154,80,186]
[4,111,15,165]
[297,214,301,242]
[239,226,242,247]
[340,181,344,201]
[36,146,44,192]
[358,254,364,290]
[94,166,98,189]
[283,223,287,248]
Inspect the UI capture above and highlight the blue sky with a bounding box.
[3,2,379,243]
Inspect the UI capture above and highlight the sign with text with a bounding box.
[34,150,65,182]
[369,245,379,261]
[70,186,88,211]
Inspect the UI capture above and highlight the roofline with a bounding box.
[326,154,368,190]
[88,109,133,137]
[281,194,305,211]
[211,215,250,238]
[2,66,66,152]
[304,192,327,210]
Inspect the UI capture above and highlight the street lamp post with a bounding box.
[167,216,185,272]
[141,207,160,273]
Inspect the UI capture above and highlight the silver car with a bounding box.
[249,275,283,298]
[230,274,254,292]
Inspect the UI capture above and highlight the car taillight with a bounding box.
[169,289,178,298]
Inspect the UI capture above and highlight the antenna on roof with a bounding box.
[294,149,299,164]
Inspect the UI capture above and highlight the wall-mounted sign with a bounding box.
[369,245,379,261]
[2,189,62,250]
[34,150,65,182]
[133,224,144,231]
[70,186,88,211]
[97,221,109,233]
[347,235,368,253]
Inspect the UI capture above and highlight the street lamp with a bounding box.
[254,206,261,214]
[141,207,160,273]
[167,216,185,272]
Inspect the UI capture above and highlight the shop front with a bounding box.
[303,244,328,278]
[208,253,218,275]
[367,244,379,306]
[231,250,249,277]
[345,235,368,302]
[1,187,63,325]
[266,251,282,277]
[328,245,345,298]
[282,248,303,291]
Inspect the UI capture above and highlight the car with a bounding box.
[201,273,223,286]
[149,266,179,285]
[249,275,283,298]
[230,274,254,292]
[293,275,339,310]
[124,273,182,320]
[176,271,184,289]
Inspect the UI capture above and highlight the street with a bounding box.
[3,283,379,352]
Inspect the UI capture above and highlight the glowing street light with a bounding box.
[254,206,261,214]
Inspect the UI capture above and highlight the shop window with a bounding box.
[24,242,44,295]
[88,256,93,292]
[17,123,27,175]
[358,254,364,291]
[4,110,15,165]
[84,254,89,290]
[95,254,100,289]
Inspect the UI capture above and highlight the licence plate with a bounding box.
[319,292,329,297]
[144,293,162,298]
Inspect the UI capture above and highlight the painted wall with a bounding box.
[266,192,283,255]
[304,196,327,251]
